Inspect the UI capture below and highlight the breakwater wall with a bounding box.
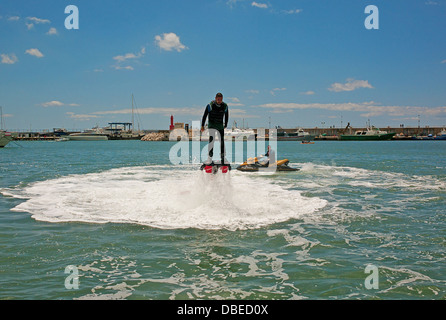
[274,126,443,137]
[10,126,444,141]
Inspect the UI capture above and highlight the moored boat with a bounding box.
[0,131,13,148]
[224,121,255,140]
[340,126,396,141]
[67,127,109,141]
[0,107,13,148]
[435,129,446,140]
[68,133,109,141]
[278,128,315,141]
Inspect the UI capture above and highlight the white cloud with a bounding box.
[113,53,138,62]
[300,91,315,95]
[255,101,446,118]
[229,109,260,118]
[441,60,446,64]
[112,47,145,71]
[1,53,18,64]
[97,105,258,119]
[66,112,100,121]
[227,97,245,107]
[24,17,50,31]
[46,27,58,35]
[25,48,44,58]
[113,47,145,62]
[42,101,64,107]
[283,9,302,14]
[270,109,294,114]
[40,101,80,107]
[328,78,374,92]
[252,2,268,9]
[155,33,188,52]
[270,88,287,96]
[226,0,243,8]
[8,16,20,21]
[245,89,260,94]
[93,107,202,117]
[113,65,134,71]
[26,17,51,24]
[257,102,379,113]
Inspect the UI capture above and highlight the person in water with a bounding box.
[201,92,229,164]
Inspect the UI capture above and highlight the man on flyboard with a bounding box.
[200,92,230,173]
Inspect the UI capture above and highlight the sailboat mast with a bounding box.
[0,106,4,130]
[131,94,134,133]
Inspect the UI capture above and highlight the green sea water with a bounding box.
[0,140,445,300]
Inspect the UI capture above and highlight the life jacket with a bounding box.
[207,100,228,129]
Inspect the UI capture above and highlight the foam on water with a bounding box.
[4,165,327,230]
[297,162,446,191]
[2,159,445,299]
[3,162,445,231]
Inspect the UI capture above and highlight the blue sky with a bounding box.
[1,0,445,131]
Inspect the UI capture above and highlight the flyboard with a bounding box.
[200,161,232,174]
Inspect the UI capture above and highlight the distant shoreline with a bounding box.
[8,126,445,142]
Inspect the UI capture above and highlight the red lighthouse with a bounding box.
[169,115,175,131]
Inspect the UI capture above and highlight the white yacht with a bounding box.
[289,128,314,138]
[67,126,109,141]
[224,121,255,140]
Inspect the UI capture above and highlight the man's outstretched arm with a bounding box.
[201,105,209,129]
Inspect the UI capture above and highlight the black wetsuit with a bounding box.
[264,149,276,165]
[202,101,229,161]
